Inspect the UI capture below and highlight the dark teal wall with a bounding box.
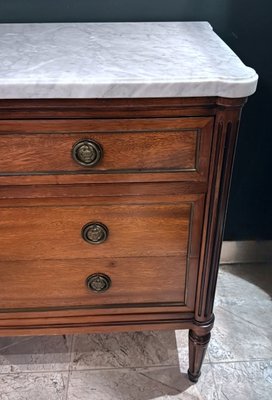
[0,0,271,240]
[0,1,229,28]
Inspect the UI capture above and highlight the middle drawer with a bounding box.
[0,202,190,261]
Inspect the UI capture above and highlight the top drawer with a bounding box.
[0,117,213,184]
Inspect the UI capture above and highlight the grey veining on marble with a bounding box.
[0,22,258,99]
[0,372,68,400]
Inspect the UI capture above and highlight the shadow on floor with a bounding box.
[220,262,272,298]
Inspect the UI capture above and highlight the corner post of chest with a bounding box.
[188,97,247,382]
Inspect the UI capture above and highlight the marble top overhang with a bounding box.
[0,21,258,99]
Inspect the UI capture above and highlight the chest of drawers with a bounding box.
[0,22,257,382]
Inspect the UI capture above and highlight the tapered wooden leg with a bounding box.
[188,329,211,383]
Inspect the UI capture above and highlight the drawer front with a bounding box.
[0,202,190,261]
[0,117,213,182]
[0,257,188,309]
[0,194,204,312]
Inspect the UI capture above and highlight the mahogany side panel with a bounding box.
[194,98,246,325]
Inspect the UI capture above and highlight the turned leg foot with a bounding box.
[188,329,211,383]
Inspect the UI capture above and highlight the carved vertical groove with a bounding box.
[195,99,245,323]
[204,120,239,317]
[197,121,224,318]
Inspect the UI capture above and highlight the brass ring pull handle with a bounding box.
[72,139,103,167]
[82,222,108,244]
[86,273,111,293]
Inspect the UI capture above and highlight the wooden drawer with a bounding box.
[0,194,204,312]
[0,183,204,326]
[0,117,213,184]
[0,256,189,310]
[0,201,192,261]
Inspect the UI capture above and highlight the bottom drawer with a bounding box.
[0,256,190,310]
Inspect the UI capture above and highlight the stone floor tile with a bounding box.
[208,306,272,362]
[215,264,272,330]
[0,337,31,352]
[0,335,72,373]
[175,330,189,366]
[0,372,68,400]
[141,364,218,399]
[212,360,272,400]
[67,365,218,400]
[71,330,179,370]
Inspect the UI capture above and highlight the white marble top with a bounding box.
[0,22,258,99]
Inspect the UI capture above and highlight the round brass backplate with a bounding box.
[86,273,111,293]
[72,139,103,167]
[81,222,109,245]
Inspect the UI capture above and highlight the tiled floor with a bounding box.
[0,263,271,400]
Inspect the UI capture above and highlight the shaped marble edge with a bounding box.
[0,21,258,99]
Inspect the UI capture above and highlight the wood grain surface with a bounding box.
[0,96,246,365]
[0,201,192,260]
[0,117,213,184]
[0,256,187,309]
